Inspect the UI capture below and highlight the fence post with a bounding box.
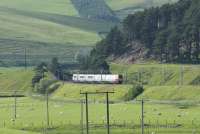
[148,119,151,129]
[3,121,5,128]
[166,120,168,128]
[123,120,126,127]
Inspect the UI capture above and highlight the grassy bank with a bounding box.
[0,68,33,94]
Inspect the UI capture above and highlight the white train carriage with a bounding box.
[72,74,123,84]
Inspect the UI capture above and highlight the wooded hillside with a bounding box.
[92,0,200,64]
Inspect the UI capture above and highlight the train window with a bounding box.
[80,76,85,78]
[88,76,93,79]
[73,76,77,78]
[119,75,123,79]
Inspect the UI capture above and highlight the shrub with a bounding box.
[124,85,144,101]
[36,79,57,94]
[190,75,200,85]
[48,83,61,94]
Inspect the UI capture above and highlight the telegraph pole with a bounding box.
[80,91,114,134]
[106,92,110,134]
[81,100,84,134]
[46,90,50,127]
[85,93,89,134]
[14,90,17,119]
[24,48,27,70]
[141,99,144,134]
[179,65,184,86]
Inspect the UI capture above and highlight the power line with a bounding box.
[46,89,50,127]
[80,91,114,134]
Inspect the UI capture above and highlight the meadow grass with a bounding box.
[106,0,178,11]
[0,68,33,93]
[0,128,40,134]
[0,66,200,133]
[0,97,200,134]
[141,86,200,101]
[0,0,115,66]
[111,63,200,86]
[0,10,100,46]
[0,0,78,17]
[105,0,145,11]
[52,83,132,101]
[106,0,178,20]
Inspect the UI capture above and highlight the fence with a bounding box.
[0,96,200,134]
[0,41,91,66]
[121,65,200,86]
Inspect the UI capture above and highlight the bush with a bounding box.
[48,83,61,93]
[124,85,144,101]
[36,79,57,94]
[190,75,200,85]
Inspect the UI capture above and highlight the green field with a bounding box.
[0,0,78,16]
[0,68,33,94]
[106,0,178,10]
[0,0,116,66]
[106,0,145,11]
[0,97,200,134]
[0,0,179,66]
[111,63,200,86]
[0,64,200,133]
[1,0,200,133]
[106,0,178,19]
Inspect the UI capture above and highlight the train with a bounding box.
[72,74,123,84]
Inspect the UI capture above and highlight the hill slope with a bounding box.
[0,0,179,66]
[0,68,33,95]
[51,63,200,101]
[0,0,113,66]
[106,0,178,19]
[140,86,200,101]
[1,63,200,101]
[92,0,200,64]
[111,63,200,85]
[71,0,118,22]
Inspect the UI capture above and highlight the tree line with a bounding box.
[91,0,200,64]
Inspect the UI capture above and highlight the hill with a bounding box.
[52,83,131,101]
[1,63,200,101]
[106,0,178,19]
[51,63,200,101]
[53,83,200,101]
[71,0,118,22]
[140,86,200,101]
[0,68,33,96]
[0,0,114,66]
[0,0,179,66]
[111,63,200,85]
[92,0,200,64]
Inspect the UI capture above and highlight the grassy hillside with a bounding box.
[106,0,178,11]
[50,63,200,101]
[106,0,145,11]
[0,68,33,94]
[0,0,78,16]
[0,0,179,66]
[0,0,116,66]
[1,63,200,101]
[106,0,178,19]
[52,83,132,101]
[0,128,39,134]
[0,66,200,134]
[111,63,200,86]
[1,97,200,134]
[140,86,200,101]
[52,83,200,102]
[71,0,118,22]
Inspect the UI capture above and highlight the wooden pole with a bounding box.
[106,92,110,134]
